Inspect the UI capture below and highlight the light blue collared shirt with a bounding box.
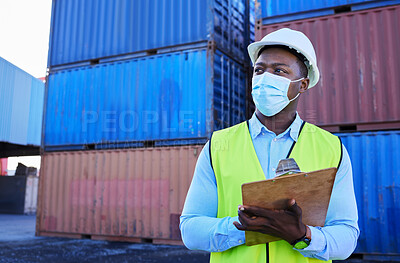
[180,113,359,260]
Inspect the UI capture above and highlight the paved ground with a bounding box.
[0,214,37,242]
[0,214,395,263]
[0,214,210,263]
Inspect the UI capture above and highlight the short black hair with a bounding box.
[257,45,308,78]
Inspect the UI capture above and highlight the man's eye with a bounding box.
[254,68,264,74]
[275,68,287,74]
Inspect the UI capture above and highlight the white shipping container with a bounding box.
[24,176,38,214]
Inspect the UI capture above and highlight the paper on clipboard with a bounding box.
[241,167,337,246]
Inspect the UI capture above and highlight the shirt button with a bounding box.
[273,138,277,142]
[272,168,276,172]
[238,240,243,244]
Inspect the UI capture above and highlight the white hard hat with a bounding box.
[248,28,320,88]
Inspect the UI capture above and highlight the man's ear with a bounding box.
[299,78,310,93]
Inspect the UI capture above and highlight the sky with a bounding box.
[0,0,52,172]
[7,156,41,174]
[0,0,52,78]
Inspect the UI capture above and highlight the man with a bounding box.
[180,28,359,263]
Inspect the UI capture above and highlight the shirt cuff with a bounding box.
[293,226,326,254]
[227,216,246,248]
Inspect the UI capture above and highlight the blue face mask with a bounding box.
[251,72,303,117]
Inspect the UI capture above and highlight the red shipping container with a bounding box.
[36,146,203,244]
[255,5,400,132]
[0,158,7,175]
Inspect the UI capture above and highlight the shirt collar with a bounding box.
[248,112,303,141]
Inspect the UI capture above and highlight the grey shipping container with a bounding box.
[0,175,38,214]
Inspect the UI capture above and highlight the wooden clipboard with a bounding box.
[241,167,337,246]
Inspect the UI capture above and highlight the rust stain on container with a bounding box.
[256,5,400,129]
[36,145,203,243]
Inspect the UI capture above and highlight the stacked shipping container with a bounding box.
[0,57,45,157]
[43,0,251,150]
[256,5,400,132]
[39,0,252,244]
[38,146,202,244]
[257,0,400,24]
[338,131,400,260]
[255,0,400,260]
[0,175,38,214]
[48,0,249,68]
[43,49,246,151]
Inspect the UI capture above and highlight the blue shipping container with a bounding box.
[43,48,247,151]
[48,0,249,67]
[0,57,45,147]
[257,0,400,24]
[337,131,400,256]
[249,0,256,42]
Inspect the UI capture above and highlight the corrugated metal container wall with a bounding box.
[0,57,45,147]
[337,131,400,255]
[48,0,248,67]
[256,5,400,131]
[37,146,203,243]
[43,48,246,151]
[24,176,39,214]
[0,176,28,214]
[257,0,400,24]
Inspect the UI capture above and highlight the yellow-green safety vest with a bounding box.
[209,120,342,263]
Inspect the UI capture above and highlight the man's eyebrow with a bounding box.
[254,62,290,67]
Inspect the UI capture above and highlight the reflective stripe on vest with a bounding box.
[209,120,342,263]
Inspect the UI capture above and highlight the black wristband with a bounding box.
[290,228,308,246]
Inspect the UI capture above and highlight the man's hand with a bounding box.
[233,199,307,245]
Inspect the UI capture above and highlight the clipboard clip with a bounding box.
[275,158,301,177]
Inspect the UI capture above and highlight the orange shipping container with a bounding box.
[36,145,203,244]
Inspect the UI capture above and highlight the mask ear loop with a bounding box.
[288,77,305,102]
[290,77,304,83]
[289,92,300,102]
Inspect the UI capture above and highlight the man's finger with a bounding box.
[286,199,302,216]
[288,198,296,206]
[233,221,246,231]
[240,205,276,218]
[238,211,251,227]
